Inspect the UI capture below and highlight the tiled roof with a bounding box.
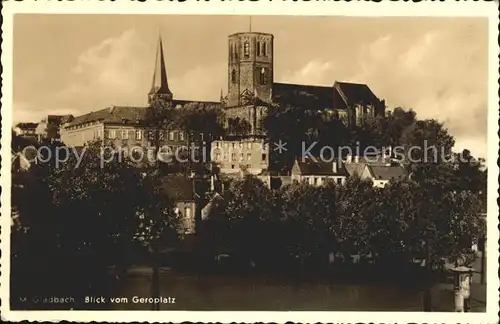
[66,100,222,127]
[294,157,347,176]
[334,81,379,106]
[368,165,406,181]
[65,106,150,127]
[47,114,74,125]
[159,175,195,201]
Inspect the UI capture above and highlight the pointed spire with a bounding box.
[149,33,172,103]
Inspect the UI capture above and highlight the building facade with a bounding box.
[291,157,347,186]
[211,137,269,175]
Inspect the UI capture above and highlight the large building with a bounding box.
[60,36,220,150]
[221,32,386,133]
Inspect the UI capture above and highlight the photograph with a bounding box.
[2,3,498,323]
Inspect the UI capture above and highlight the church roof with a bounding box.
[334,81,380,107]
[272,81,380,111]
[272,82,333,109]
[149,36,172,96]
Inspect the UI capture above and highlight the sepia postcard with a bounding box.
[1,1,499,323]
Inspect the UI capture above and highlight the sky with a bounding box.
[13,15,488,158]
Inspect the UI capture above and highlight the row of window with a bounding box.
[105,129,187,141]
[213,141,269,151]
[214,151,267,162]
[304,176,344,186]
[229,41,269,60]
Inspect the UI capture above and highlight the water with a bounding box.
[110,267,482,311]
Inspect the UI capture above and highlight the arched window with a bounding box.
[259,67,267,85]
[262,42,267,56]
[231,69,237,84]
[244,42,250,57]
[257,41,261,56]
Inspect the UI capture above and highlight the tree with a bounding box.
[221,175,276,266]
[173,102,226,138]
[11,141,180,309]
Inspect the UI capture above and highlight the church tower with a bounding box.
[148,35,173,104]
[226,32,274,108]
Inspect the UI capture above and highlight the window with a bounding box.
[336,178,343,185]
[239,142,243,149]
[215,142,220,148]
[232,143,235,148]
[185,207,191,219]
[247,153,251,161]
[257,41,261,56]
[135,130,142,140]
[224,153,228,161]
[216,153,221,161]
[96,129,102,139]
[247,142,252,149]
[231,153,236,161]
[231,70,237,83]
[259,67,267,85]
[231,164,235,169]
[239,153,244,161]
[262,153,267,161]
[122,129,129,139]
[244,42,250,57]
[262,42,267,56]
[179,132,185,141]
[108,129,116,139]
[169,131,175,141]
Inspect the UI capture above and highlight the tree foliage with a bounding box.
[200,174,484,273]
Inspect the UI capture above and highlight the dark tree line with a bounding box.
[200,174,484,279]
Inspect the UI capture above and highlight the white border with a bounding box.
[1,1,498,323]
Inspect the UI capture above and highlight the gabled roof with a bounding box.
[334,81,380,107]
[159,175,196,201]
[65,106,150,127]
[367,165,406,181]
[201,192,224,220]
[293,157,347,176]
[345,163,366,177]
